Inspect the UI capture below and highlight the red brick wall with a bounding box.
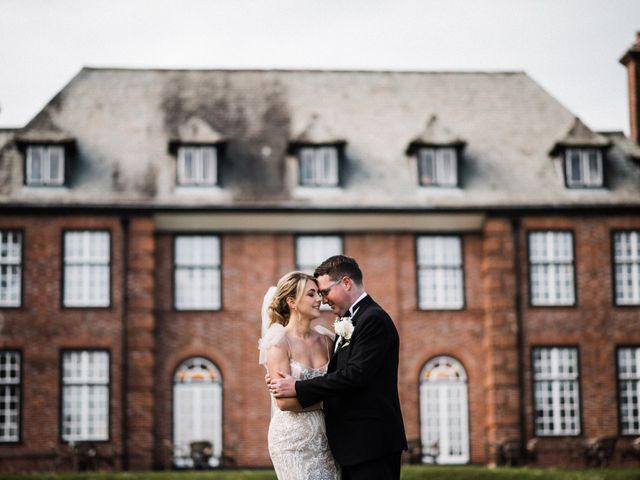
[481,219,520,464]
[125,217,156,469]
[0,214,125,472]
[519,216,640,467]
[153,233,298,468]
[2,214,639,471]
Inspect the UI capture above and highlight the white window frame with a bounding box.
[417,236,464,310]
[63,231,111,307]
[61,350,109,442]
[173,357,223,468]
[618,347,640,435]
[613,231,640,305]
[0,350,21,443]
[298,146,339,187]
[174,235,221,311]
[296,235,343,311]
[532,347,581,436]
[177,146,218,186]
[419,356,469,464]
[0,231,22,307]
[295,235,343,274]
[565,148,603,188]
[528,231,575,306]
[417,147,458,187]
[26,145,65,186]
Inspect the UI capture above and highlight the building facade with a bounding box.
[1,35,640,472]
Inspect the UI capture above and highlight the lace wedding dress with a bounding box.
[268,360,341,480]
[259,319,340,480]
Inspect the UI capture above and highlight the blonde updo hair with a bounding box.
[268,271,317,327]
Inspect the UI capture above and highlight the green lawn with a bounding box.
[1,467,640,480]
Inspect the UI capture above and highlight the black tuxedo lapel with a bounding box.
[329,295,374,370]
[350,294,374,328]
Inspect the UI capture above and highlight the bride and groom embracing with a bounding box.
[259,255,407,480]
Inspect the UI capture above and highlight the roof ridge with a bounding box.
[80,66,527,75]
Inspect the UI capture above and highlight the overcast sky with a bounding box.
[1,0,638,133]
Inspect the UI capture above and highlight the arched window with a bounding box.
[173,357,223,468]
[419,355,469,464]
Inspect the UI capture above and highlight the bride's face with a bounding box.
[294,279,322,320]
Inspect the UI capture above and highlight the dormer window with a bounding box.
[177,145,218,186]
[406,115,465,188]
[550,118,610,189]
[417,147,458,187]
[299,146,339,187]
[169,116,225,188]
[26,145,65,186]
[565,148,603,188]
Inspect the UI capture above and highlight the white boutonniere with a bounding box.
[334,316,354,345]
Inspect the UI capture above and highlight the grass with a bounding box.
[1,466,640,480]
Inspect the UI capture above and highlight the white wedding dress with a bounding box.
[261,325,341,480]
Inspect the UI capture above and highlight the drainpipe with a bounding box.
[120,216,129,470]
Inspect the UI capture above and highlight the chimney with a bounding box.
[620,32,640,144]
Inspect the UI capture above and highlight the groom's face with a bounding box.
[317,274,349,316]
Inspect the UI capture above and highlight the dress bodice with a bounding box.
[290,360,329,381]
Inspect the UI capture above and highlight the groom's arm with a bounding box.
[296,311,395,408]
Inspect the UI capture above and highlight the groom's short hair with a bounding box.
[314,255,363,286]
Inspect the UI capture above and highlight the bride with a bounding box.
[259,271,341,480]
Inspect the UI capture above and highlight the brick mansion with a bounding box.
[1,34,640,471]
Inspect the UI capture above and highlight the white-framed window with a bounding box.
[177,146,218,186]
[26,145,65,186]
[63,231,111,307]
[295,235,343,274]
[417,236,464,310]
[532,347,581,436]
[299,146,339,187]
[618,347,640,435]
[420,356,469,464]
[174,235,221,310]
[565,148,603,188]
[613,231,640,305]
[61,350,109,442]
[528,231,575,306]
[0,350,21,443]
[0,231,22,307]
[173,357,223,468]
[417,147,458,187]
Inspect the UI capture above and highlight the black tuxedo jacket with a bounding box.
[296,295,407,466]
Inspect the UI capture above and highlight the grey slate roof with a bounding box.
[1,67,639,210]
[290,113,345,146]
[406,115,466,155]
[549,117,611,156]
[0,129,16,151]
[170,116,226,145]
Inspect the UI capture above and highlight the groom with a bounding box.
[272,255,407,480]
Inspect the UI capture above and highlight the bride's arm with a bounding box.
[266,346,321,412]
